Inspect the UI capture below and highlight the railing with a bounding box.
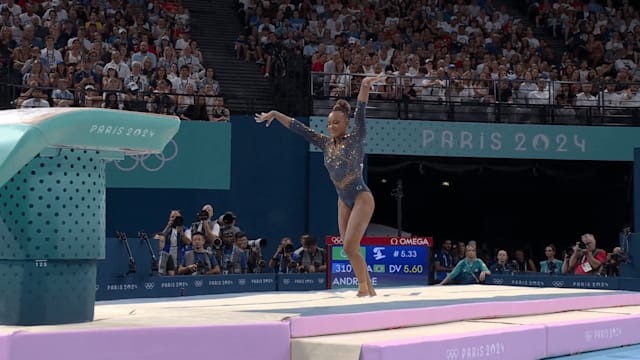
[310,72,640,126]
[4,82,230,120]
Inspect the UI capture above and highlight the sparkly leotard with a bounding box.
[289,101,370,209]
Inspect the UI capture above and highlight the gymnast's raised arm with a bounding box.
[358,74,386,104]
[255,109,327,149]
[351,74,386,140]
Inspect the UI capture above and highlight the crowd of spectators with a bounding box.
[232,0,640,120]
[153,205,327,276]
[2,0,229,121]
[432,233,627,284]
[6,0,639,121]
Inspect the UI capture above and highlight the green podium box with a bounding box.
[0,108,179,325]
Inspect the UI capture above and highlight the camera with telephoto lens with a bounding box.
[197,210,209,221]
[172,216,184,228]
[248,238,268,249]
[578,242,588,250]
[222,212,235,225]
[213,238,223,249]
[283,243,294,254]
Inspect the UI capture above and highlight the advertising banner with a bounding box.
[96,273,277,300]
[310,117,640,161]
[486,274,619,289]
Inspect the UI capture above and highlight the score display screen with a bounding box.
[326,236,432,289]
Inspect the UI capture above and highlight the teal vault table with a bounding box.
[0,108,179,325]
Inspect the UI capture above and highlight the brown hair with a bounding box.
[332,99,351,119]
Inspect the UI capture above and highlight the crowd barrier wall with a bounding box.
[97,234,640,301]
[96,236,327,301]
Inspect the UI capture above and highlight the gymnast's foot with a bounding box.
[357,287,369,297]
[368,281,377,297]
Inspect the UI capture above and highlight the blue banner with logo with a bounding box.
[486,274,620,289]
[310,117,640,161]
[105,122,231,189]
[96,273,278,300]
[277,273,327,291]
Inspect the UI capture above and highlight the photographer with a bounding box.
[602,246,626,277]
[269,237,297,273]
[296,234,327,273]
[566,233,607,275]
[190,204,219,249]
[177,232,221,275]
[154,232,175,276]
[247,237,267,273]
[216,211,241,272]
[161,210,192,266]
[229,231,250,274]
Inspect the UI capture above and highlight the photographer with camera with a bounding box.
[161,210,192,266]
[154,232,176,276]
[566,233,607,275]
[539,244,563,275]
[229,231,251,274]
[190,204,220,249]
[269,237,298,273]
[296,234,327,273]
[602,246,626,277]
[177,232,221,275]
[247,237,267,273]
[216,211,241,273]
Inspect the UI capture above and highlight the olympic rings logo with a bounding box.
[552,281,565,287]
[108,139,179,172]
[445,349,459,360]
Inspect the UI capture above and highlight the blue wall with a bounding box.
[106,115,337,256]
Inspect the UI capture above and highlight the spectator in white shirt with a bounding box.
[575,83,598,107]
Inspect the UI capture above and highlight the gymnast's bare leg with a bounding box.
[339,192,376,297]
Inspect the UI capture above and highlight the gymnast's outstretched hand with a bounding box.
[358,74,387,102]
[361,73,387,88]
[254,111,275,127]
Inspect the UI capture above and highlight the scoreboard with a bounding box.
[326,236,432,289]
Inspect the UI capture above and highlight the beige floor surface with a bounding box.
[0,285,631,335]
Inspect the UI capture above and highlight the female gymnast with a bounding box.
[255,74,384,297]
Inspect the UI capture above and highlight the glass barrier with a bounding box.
[310,72,640,126]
